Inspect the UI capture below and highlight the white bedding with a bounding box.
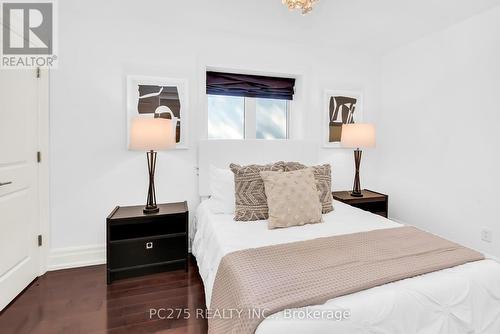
[192,199,500,334]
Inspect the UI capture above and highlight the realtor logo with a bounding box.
[1,0,57,68]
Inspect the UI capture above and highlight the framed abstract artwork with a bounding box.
[323,90,363,148]
[127,76,188,149]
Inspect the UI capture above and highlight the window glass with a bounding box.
[207,95,245,139]
[256,98,287,139]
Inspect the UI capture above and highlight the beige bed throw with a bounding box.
[209,226,484,334]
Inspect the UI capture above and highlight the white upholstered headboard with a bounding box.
[198,140,318,197]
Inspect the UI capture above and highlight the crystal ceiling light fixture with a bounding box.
[282,0,319,15]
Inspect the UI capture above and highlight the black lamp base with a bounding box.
[351,149,363,198]
[143,150,159,215]
[143,206,159,214]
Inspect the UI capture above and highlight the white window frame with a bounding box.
[207,95,290,140]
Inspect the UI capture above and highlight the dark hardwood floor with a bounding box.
[0,257,208,334]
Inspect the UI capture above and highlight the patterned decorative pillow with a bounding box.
[260,168,323,229]
[284,162,334,214]
[230,161,285,221]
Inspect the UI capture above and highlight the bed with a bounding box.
[193,140,500,334]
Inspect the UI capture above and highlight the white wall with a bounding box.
[376,6,500,257]
[48,0,380,268]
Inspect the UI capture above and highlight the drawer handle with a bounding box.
[146,242,153,249]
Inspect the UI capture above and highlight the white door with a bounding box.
[0,69,41,311]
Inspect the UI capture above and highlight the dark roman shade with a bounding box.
[206,71,296,100]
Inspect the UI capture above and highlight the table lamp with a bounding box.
[341,123,376,197]
[129,116,175,214]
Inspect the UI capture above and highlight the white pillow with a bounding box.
[208,165,235,214]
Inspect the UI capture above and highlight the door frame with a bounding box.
[37,68,50,276]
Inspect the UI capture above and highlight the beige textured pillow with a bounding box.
[284,162,334,214]
[260,168,323,229]
[230,161,285,221]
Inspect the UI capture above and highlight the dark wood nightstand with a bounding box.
[106,201,188,284]
[332,189,388,218]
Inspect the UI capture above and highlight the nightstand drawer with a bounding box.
[109,235,187,270]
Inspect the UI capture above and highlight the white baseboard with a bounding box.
[48,244,106,271]
[387,216,408,226]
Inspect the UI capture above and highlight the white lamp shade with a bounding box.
[129,117,175,151]
[341,123,376,148]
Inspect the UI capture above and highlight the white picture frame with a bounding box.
[127,75,188,149]
[323,89,363,148]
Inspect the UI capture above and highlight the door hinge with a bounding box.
[36,67,41,78]
[38,235,43,247]
[37,151,42,163]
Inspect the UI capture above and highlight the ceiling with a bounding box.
[183,0,500,54]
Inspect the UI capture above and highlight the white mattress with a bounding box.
[192,199,500,334]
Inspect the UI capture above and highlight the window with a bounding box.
[206,71,295,140]
[208,96,289,139]
[256,98,288,139]
[208,95,245,139]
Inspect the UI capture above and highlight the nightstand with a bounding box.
[106,201,188,284]
[332,189,388,218]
